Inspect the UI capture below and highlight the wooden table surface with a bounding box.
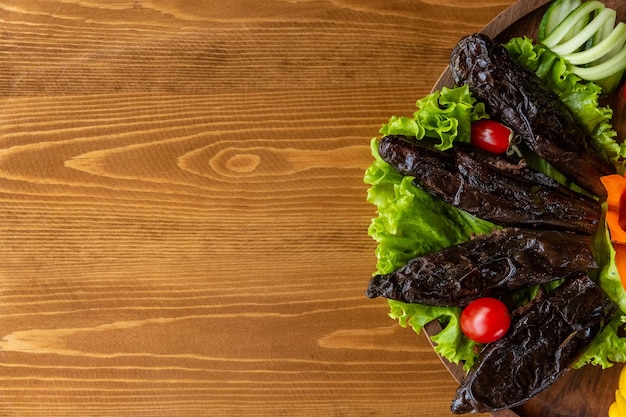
[0,1,519,416]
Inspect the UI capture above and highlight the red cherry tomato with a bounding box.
[460,297,511,344]
[470,119,513,154]
[622,82,626,100]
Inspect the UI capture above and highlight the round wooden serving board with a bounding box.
[425,1,626,416]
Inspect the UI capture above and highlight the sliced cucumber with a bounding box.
[538,0,582,41]
[565,21,625,64]
[570,46,626,80]
[591,4,616,45]
[539,0,626,93]
[542,1,605,48]
[550,8,616,55]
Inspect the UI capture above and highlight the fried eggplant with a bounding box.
[378,135,601,234]
[451,274,616,414]
[450,33,615,198]
[366,227,597,307]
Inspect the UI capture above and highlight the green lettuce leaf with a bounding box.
[380,85,488,151]
[387,301,478,369]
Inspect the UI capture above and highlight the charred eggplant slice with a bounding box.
[451,274,616,414]
[378,135,601,234]
[450,33,615,199]
[366,227,597,307]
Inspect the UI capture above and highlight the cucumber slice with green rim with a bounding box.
[538,0,582,41]
[550,8,616,55]
[539,0,625,93]
[542,1,606,48]
[565,21,625,64]
[591,4,616,45]
[570,46,626,80]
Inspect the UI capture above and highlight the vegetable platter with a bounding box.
[364,0,626,416]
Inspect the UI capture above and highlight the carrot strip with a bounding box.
[602,174,626,290]
[601,174,626,210]
[606,210,626,244]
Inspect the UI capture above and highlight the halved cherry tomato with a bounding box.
[470,119,513,154]
[460,297,511,344]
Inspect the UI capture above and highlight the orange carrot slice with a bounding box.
[607,210,626,244]
[601,174,626,211]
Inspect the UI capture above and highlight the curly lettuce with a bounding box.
[365,36,626,372]
[380,85,488,151]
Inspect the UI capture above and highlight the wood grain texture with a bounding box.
[0,1,516,416]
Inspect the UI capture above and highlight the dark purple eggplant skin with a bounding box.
[449,33,614,199]
[451,274,616,414]
[379,135,601,234]
[366,227,597,307]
